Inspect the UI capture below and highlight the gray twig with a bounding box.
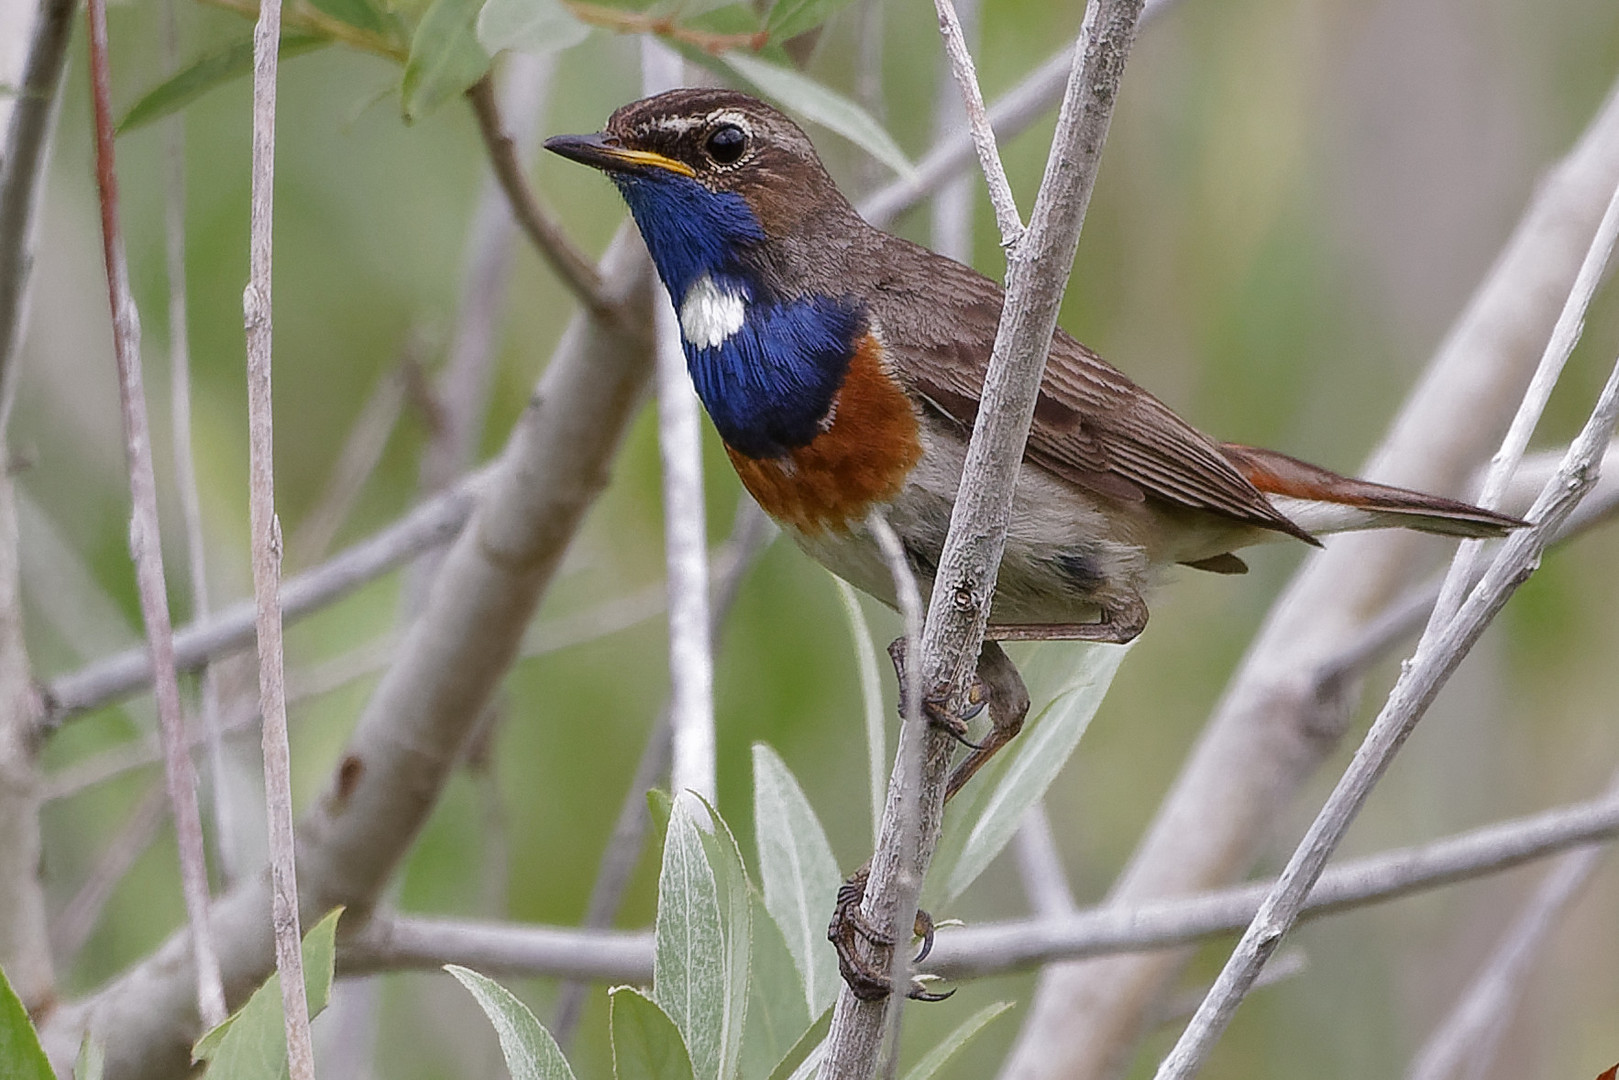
[242,0,315,1064]
[932,0,1022,244]
[1154,340,1619,1078]
[85,0,226,1027]
[822,2,1145,1072]
[336,783,1619,984]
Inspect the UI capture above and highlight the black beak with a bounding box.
[543,133,696,178]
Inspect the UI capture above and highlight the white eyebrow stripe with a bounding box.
[679,275,748,350]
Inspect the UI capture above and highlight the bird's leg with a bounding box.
[828,640,1030,1002]
[989,589,1148,645]
[885,635,988,748]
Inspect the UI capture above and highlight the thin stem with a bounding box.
[1428,177,1619,629]
[1154,348,1619,1078]
[85,0,226,1028]
[932,0,1022,245]
[243,0,314,1065]
[1013,802,1076,917]
[466,73,614,318]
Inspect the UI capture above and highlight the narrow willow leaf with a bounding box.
[309,0,388,34]
[655,799,726,1080]
[761,1006,830,1080]
[926,643,1130,907]
[899,1002,1011,1080]
[77,1036,105,1080]
[0,963,53,1080]
[610,987,693,1080]
[763,0,857,43]
[751,745,841,1016]
[831,577,885,844]
[118,35,329,134]
[717,52,914,179]
[740,891,810,1080]
[476,0,590,58]
[193,907,344,1074]
[691,797,752,1080]
[446,966,577,1080]
[402,0,491,122]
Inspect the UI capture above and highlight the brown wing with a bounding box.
[863,236,1314,542]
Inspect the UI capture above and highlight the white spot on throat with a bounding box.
[679,275,747,350]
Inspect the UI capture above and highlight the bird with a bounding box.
[545,88,1522,1000]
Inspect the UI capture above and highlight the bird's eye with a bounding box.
[705,124,748,165]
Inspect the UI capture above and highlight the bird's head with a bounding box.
[545,88,856,303]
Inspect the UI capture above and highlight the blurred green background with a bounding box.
[15,0,1619,1075]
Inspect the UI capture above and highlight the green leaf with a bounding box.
[832,578,886,845]
[0,963,54,1080]
[751,745,841,1017]
[117,35,329,135]
[654,798,727,1080]
[446,966,577,1080]
[717,52,914,179]
[476,0,590,57]
[763,1007,830,1080]
[401,0,491,122]
[763,0,857,43]
[309,0,388,33]
[691,797,751,1080]
[193,907,344,1076]
[739,891,810,1080]
[898,1002,1011,1080]
[610,987,693,1080]
[926,643,1129,907]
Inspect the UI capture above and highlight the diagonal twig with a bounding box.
[85,0,226,1027]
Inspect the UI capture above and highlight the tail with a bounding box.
[1220,443,1524,540]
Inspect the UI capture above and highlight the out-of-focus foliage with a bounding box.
[17,0,1619,1075]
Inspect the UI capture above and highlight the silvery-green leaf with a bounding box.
[764,0,857,43]
[118,35,329,134]
[926,642,1130,906]
[740,890,810,1080]
[899,1002,1010,1080]
[751,745,842,1016]
[717,52,914,179]
[476,0,589,58]
[193,907,344,1075]
[654,798,726,1080]
[610,987,693,1080]
[446,966,577,1080]
[832,578,886,843]
[762,1006,830,1080]
[691,797,752,1080]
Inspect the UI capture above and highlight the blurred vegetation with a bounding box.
[15,0,1619,1075]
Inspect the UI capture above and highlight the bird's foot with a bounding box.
[827,865,954,1002]
[887,638,987,749]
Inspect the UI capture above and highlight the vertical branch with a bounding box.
[929,0,979,265]
[0,0,73,1014]
[244,0,314,1068]
[160,0,236,888]
[932,0,1022,244]
[643,38,715,801]
[85,0,227,1029]
[821,0,1145,1072]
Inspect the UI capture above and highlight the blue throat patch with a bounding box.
[614,171,863,459]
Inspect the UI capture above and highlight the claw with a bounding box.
[913,909,936,964]
[829,867,953,1003]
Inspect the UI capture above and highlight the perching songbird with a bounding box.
[545,88,1520,998]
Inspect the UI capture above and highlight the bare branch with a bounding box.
[823,2,1145,1071]
[334,781,1619,985]
[932,0,1022,244]
[86,0,226,1026]
[1014,802,1077,918]
[1154,339,1619,1077]
[467,72,615,318]
[1407,774,1619,1080]
[40,230,656,1080]
[39,467,488,726]
[1004,73,1619,1080]
[241,0,315,1061]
